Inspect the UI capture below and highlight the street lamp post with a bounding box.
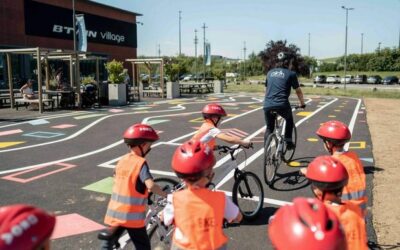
[179,11,182,56]
[361,33,364,54]
[194,29,198,81]
[72,0,76,51]
[378,42,382,53]
[243,41,246,82]
[202,23,207,80]
[308,33,311,57]
[342,5,354,90]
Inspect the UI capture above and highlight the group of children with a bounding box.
[103,103,369,250]
[0,103,368,250]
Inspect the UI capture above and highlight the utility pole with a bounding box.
[308,33,311,57]
[342,6,354,91]
[179,11,182,56]
[72,0,76,51]
[378,42,382,53]
[361,33,364,54]
[243,41,247,81]
[158,44,161,58]
[202,23,207,80]
[194,29,198,81]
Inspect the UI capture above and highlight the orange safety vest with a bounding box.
[104,153,148,228]
[333,151,368,213]
[326,201,368,250]
[192,120,217,149]
[172,187,228,250]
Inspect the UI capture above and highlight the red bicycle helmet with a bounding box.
[306,155,349,191]
[202,103,227,117]
[316,120,351,145]
[268,197,346,250]
[172,139,216,179]
[123,123,159,146]
[0,204,56,250]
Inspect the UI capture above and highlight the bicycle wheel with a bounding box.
[282,123,297,163]
[148,221,174,249]
[149,177,179,205]
[232,172,264,220]
[263,134,279,186]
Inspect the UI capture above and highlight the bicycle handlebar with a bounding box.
[291,104,306,109]
[216,143,253,159]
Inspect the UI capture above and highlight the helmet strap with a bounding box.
[324,140,334,154]
[138,144,151,157]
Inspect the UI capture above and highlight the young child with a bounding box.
[0,204,56,250]
[193,103,251,150]
[301,120,367,215]
[103,124,167,250]
[306,155,368,250]
[268,197,346,250]
[161,139,242,250]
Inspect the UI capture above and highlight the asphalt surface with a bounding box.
[0,93,377,249]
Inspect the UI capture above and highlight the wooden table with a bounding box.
[44,90,75,108]
[179,82,214,94]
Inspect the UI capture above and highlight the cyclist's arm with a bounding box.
[216,133,250,147]
[160,194,174,226]
[224,195,243,223]
[295,87,305,107]
[145,179,167,198]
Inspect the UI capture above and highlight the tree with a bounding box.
[258,40,310,76]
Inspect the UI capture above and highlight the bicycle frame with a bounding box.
[274,115,287,157]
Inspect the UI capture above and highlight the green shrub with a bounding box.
[105,60,126,84]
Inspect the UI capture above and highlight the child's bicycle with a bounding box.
[97,178,181,250]
[216,143,264,220]
[263,105,303,187]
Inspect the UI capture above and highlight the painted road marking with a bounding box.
[344,99,362,151]
[296,112,312,117]
[74,114,105,120]
[190,117,204,123]
[348,141,366,149]
[0,129,23,136]
[23,131,64,138]
[51,124,77,129]
[328,115,336,118]
[82,177,113,194]
[224,191,291,206]
[360,157,374,163]
[334,109,341,112]
[2,163,76,183]
[0,141,25,148]
[51,213,104,240]
[288,161,301,167]
[109,108,124,113]
[131,106,152,110]
[249,105,262,109]
[222,128,249,138]
[145,119,170,125]
[28,119,49,125]
[307,138,319,142]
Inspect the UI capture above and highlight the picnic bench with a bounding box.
[179,82,214,94]
[15,98,54,111]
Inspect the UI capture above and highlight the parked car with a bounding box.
[367,75,382,84]
[326,75,340,84]
[341,75,355,84]
[313,75,327,84]
[354,75,367,84]
[382,76,399,85]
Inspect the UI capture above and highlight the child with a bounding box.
[306,155,368,250]
[268,197,346,250]
[301,120,367,215]
[161,139,242,250]
[193,103,251,150]
[0,204,56,250]
[103,124,167,250]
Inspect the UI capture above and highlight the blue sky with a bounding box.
[94,0,400,59]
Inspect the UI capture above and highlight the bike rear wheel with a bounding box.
[148,222,173,250]
[232,171,264,220]
[264,134,279,186]
[149,177,179,205]
[282,123,297,163]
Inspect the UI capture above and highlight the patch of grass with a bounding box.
[225,83,400,99]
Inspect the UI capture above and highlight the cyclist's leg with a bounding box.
[263,107,276,143]
[278,106,294,143]
[126,227,151,250]
[99,227,125,250]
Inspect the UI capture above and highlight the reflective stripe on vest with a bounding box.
[111,193,146,206]
[104,153,148,228]
[106,209,146,221]
[341,189,367,201]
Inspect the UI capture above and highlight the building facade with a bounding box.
[0,0,141,87]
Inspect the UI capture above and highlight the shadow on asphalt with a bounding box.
[0,118,36,123]
[239,206,279,226]
[270,170,310,192]
[364,166,384,175]
[367,241,400,250]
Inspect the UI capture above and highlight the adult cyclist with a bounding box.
[263,52,306,150]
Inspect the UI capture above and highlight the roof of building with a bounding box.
[87,0,142,17]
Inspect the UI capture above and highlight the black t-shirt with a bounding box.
[263,68,299,108]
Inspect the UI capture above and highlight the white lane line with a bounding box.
[150,169,176,177]
[344,98,362,151]
[223,191,292,206]
[215,98,338,189]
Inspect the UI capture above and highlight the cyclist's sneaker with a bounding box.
[286,142,295,150]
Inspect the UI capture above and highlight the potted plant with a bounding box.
[105,60,127,106]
